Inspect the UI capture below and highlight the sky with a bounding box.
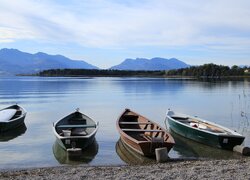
[0,0,250,68]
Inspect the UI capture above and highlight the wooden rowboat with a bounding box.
[0,104,27,132]
[166,109,245,150]
[53,109,99,152]
[116,109,175,157]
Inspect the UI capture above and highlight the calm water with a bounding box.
[0,76,249,169]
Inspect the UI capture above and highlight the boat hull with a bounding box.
[56,130,97,151]
[168,118,245,150]
[0,105,26,132]
[0,116,25,132]
[120,135,173,156]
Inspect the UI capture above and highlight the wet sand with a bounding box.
[1,158,250,180]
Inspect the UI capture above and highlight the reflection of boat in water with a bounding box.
[116,138,155,165]
[171,130,241,159]
[53,139,98,165]
[0,123,27,141]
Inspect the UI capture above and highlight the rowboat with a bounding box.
[53,109,99,152]
[166,109,245,150]
[116,109,175,157]
[0,104,27,132]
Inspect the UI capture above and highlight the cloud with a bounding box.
[0,26,36,43]
[0,0,250,52]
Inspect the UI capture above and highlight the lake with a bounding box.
[0,76,249,169]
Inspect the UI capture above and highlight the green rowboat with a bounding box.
[166,110,245,150]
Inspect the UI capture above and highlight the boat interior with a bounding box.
[119,112,169,143]
[171,116,228,134]
[56,112,96,137]
[10,108,23,120]
[0,106,23,122]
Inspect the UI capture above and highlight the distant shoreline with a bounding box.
[19,74,250,80]
[25,65,250,79]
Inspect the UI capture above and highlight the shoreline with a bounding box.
[1,158,250,179]
[17,74,250,82]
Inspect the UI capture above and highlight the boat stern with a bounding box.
[218,135,245,150]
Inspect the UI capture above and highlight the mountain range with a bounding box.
[0,48,98,75]
[0,48,189,75]
[110,57,189,70]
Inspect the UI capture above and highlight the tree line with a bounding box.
[37,64,250,78]
[166,64,249,78]
[38,69,165,77]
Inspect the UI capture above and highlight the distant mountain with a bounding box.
[239,65,250,68]
[0,48,98,75]
[110,57,189,71]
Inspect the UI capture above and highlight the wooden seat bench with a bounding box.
[57,124,96,128]
[119,122,153,125]
[121,129,163,132]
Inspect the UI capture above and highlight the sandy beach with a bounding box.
[1,158,249,180]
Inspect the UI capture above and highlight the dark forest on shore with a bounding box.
[38,63,250,78]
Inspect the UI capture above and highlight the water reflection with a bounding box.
[171,130,241,159]
[113,78,186,95]
[0,77,95,104]
[0,123,27,141]
[111,78,250,99]
[116,138,155,165]
[53,139,98,165]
